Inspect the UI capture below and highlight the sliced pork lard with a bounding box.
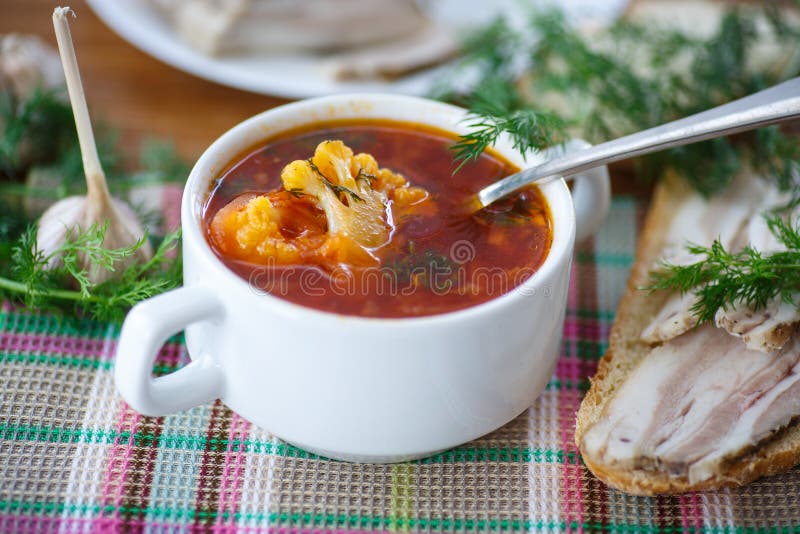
[640,291,698,343]
[714,196,800,352]
[715,296,799,353]
[641,176,768,343]
[581,325,800,484]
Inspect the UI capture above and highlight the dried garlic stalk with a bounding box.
[37,7,152,284]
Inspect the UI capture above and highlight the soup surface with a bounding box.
[204,120,552,317]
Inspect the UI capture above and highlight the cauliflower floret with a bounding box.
[350,151,429,208]
[210,140,431,270]
[208,192,326,265]
[281,140,392,249]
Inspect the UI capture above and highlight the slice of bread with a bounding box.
[574,174,800,495]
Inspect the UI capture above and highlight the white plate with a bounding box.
[86,0,629,99]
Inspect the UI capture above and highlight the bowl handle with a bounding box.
[543,139,612,243]
[115,286,225,416]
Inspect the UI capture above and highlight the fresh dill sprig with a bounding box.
[286,187,307,198]
[647,215,800,324]
[355,169,377,186]
[440,5,800,197]
[385,243,458,292]
[92,230,183,322]
[429,17,522,103]
[0,199,31,269]
[307,159,364,203]
[38,224,147,298]
[324,177,364,202]
[450,79,566,172]
[0,224,182,323]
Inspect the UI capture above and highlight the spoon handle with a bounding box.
[477,77,800,209]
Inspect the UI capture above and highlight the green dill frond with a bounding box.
[355,169,377,186]
[647,215,800,323]
[326,178,364,203]
[460,17,520,71]
[0,224,182,323]
[766,214,800,250]
[385,245,458,292]
[307,159,364,202]
[0,87,74,178]
[90,229,182,322]
[0,199,32,270]
[438,3,800,198]
[0,86,189,321]
[10,225,47,299]
[450,79,566,172]
[435,17,521,99]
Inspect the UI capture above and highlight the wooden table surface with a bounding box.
[1,0,289,163]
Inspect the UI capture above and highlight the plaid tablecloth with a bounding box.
[1,195,799,534]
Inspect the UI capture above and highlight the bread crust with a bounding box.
[575,174,800,495]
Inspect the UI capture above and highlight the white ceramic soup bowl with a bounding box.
[115,94,610,463]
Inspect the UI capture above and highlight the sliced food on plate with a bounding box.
[148,0,428,55]
[147,0,459,81]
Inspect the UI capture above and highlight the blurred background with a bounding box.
[0,0,630,162]
[5,0,797,215]
[2,0,288,161]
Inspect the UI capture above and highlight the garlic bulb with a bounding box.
[38,192,153,285]
[0,33,64,99]
[37,7,152,285]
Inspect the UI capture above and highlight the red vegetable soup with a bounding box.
[203,119,552,317]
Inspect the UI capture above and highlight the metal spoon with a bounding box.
[473,77,800,211]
